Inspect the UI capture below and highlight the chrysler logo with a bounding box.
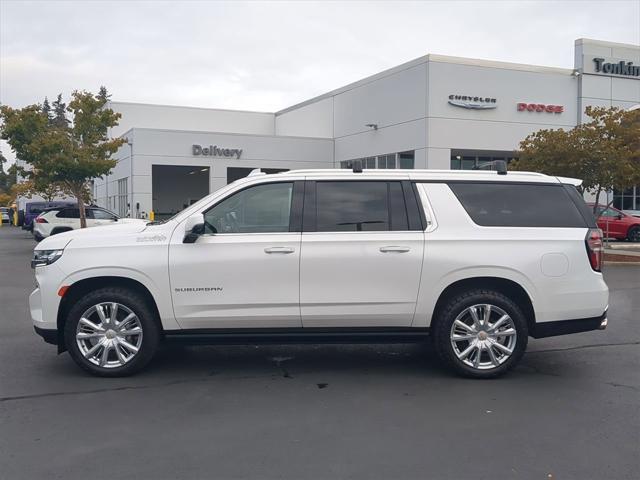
[448,94,497,110]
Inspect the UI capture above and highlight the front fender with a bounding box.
[60,266,180,330]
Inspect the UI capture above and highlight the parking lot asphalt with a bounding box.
[0,226,638,480]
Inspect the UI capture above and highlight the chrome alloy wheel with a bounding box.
[75,302,143,368]
[450,304,517,370]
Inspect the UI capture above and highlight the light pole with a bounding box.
[127,138,134,218]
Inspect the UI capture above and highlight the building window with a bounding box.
[340,151,415,170]
[613,186,639,211]
[450,150,517,170]
[117,178,128,217]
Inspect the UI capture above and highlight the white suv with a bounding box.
[29,168,609,378]
[33,206,129,241]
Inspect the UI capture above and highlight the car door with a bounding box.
[55,208,80,229]
[597,207,625,237]
[169,180,304,329]
[300,180,425,328]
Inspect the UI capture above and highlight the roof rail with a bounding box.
[247,168,266,177]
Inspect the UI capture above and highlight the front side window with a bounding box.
[203,182,293,234]
[596,208,620,218]
[89,209,118,220]
[316,181,391,232]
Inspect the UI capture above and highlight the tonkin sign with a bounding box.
[192,144,243,159]
[592,58,640,78]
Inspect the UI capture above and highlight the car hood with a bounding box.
[36,219,150,250]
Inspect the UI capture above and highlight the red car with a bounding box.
[589,204,640,242]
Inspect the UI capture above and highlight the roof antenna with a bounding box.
[495,160,508,175]
[352,160,363,173]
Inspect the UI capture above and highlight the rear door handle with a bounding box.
[379,246,411,253]
[264,247,295,254]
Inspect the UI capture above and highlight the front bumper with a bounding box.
[531,309,608,338]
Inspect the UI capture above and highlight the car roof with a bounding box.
[272,168,576,185]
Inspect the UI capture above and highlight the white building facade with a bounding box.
[93,38,639,219]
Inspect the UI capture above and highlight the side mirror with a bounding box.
[183,214,205,243]
[617,214,624,220]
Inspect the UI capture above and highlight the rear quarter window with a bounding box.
[447,182,588,228]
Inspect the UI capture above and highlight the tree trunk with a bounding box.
[74,187,87,228]
[593,188,602,215]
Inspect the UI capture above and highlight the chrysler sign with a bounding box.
[192,144,243,159]
[448,94,497,109]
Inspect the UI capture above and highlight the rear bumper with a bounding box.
[34,326,59,346]
[531,309,608,338]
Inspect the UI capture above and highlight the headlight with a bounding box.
[31,249,64,268]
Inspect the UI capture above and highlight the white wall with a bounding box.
[108,102,275,138]
[425,57,577,167]
[94,128,334,215]
[275,97,333,138]
[575,39,640,122]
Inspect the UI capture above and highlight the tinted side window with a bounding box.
[204,182,293,234]
[316,181,390,232]
[448,183,587,228]
[56,208,80,219]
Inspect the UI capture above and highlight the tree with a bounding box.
[0,88,124,227]
[42,97,52,123]
[10,178,69,203]
[0,192,12,206]
[0,150,17,194]
[51,93,69,128]
[511,106,640,213]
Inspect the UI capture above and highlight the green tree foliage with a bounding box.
[51,93,69,128]
[0,150,17,197]
[512,106,640,213]
[0,87,125,227]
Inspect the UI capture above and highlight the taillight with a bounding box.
[35,217,48,223]
[585,228,603,272]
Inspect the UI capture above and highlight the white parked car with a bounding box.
[1,207,10,224]
[33,206,130,240]
[29,168,609,378]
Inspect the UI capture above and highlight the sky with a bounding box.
[1,0,639,165]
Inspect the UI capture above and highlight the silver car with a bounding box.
[0,207,11,224]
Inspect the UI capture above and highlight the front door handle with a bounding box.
[264,247,295,254]
[379,246,410,253]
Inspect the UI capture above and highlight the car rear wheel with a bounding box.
[64,287,160,377]
[433,289,528,378]
[627,226,640,242]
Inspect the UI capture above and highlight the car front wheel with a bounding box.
[433,289,528,378]
[64,287,160,377]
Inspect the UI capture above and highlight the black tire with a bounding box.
[433,289,528,379]
[627,226,640,243]
[64,287,160,377]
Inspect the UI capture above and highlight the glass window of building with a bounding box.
[340,151,415,170]
[613,186,639,211]
[450,150,517,170]
[378,154,396,169]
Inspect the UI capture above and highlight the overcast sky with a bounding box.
[1,0,639,164]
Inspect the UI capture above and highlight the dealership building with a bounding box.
[93,38,639,219]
